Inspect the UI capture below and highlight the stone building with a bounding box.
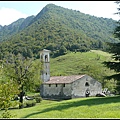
[40,49,102,99]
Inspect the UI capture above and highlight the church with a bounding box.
[40,49,102,99]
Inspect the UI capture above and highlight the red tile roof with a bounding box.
[44,75,85,84]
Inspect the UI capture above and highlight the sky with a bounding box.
[0,1,119,26]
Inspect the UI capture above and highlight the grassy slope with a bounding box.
[1,96,120,118]
[50,50,114,79]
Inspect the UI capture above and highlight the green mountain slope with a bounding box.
[0,15,35,42]
[0,4,119,59]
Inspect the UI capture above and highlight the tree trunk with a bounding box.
[19,86,24,109]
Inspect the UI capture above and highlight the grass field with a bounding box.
[50,50,113,76]
[0,95,120,118]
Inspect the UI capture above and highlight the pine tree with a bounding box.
[103,1,120,93]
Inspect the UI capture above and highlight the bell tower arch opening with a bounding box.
[45,55,48,62]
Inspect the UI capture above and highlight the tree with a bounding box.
[0,62,20,118]
[0,80,19,118]
[103,1,120,93]
[59,45,67,55]
[3,53,42,109]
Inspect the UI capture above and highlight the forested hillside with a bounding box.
[0,15,35,41]
[0,3,119,59]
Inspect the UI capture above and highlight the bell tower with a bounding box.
[40,49,50,82]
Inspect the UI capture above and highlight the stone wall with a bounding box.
[71,75,102,98]
[42,83,72,99]
[41,75,102,99]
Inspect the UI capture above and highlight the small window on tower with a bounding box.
[46,73,47,75]
[49,84,51,87]
[63,84,65,87]
[45,55,48,62]
[56,84,57,87]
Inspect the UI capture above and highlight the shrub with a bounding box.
[33,93,41,98]
[35,97,42,103]
[24,100,36,108]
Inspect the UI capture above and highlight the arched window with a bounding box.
[45,55,48,62]
[85,82,89,86]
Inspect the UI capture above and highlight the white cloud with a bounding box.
[51,1,119,21]
[0,7,28,26]
[77,1,119,21]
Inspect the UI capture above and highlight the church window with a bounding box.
[85,82,89,86]
[56,84,57,87]
[49,84,51,87]
[63,84,65,87]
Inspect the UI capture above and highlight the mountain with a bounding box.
[0,3,119,59]
[0,25,2,30]
[0,15,35,41]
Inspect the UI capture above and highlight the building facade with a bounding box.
[40,49,102,99]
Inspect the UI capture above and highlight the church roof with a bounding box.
[43,75,86,84]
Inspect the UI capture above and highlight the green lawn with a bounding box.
[1,95,120,118]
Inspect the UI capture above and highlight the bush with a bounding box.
[24,100,36,108]
[33,93,42,103]
[35,97,42,103]
[33,93,41,98]
[2,110,12,118]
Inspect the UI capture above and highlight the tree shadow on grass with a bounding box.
[23,95,120,118]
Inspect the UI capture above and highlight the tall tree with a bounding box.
[0,80,19,118]
[103,1,120,93]
[0,60,20,118]
[3,53,42,108]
